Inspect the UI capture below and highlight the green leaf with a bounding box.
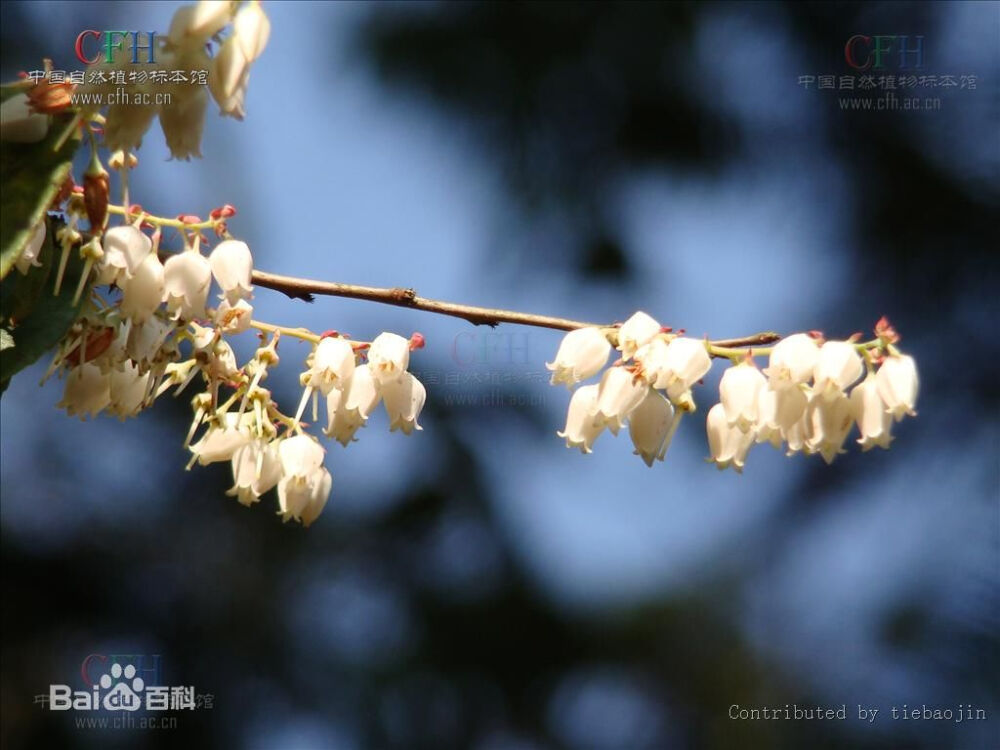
[0,227,86,393]
[0,84,82,279]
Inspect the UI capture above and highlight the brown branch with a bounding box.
[250,269,781,350]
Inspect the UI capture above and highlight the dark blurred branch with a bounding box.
[252,269,781,350]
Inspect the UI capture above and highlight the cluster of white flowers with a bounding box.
[71,0,271,159]
[548,313,918,471]
[708,334,918,471]
[34,204,422,526]
[548,311,709,465]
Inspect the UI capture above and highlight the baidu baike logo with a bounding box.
[35,654,214,726]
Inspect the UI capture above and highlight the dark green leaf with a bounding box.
[0,83,82,279]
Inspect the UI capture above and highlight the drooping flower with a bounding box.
[208,239,253,303]
[719,361,766,433]
[546,327,611,387]
[107,361,149,419]
[304,336,356,395]
[214,298,253,334]
[277,435,331,525]
[755,385,808,448]
[227,438,281,507]
[208,35,250,119]
[163,249,212,319]
[96,225,152,286]
[593,366,647,435]
[850,373,893,451]
[813,340,863,400]
[628,388,676,466]
[325,363,382,446]
[706,402,754,472]
[875,354,918,421]
[764,333,820,390]
[617,311,660,360]
[381,372,426,434]
[58,363,110,419]
[159,85,208,161]
[233,2,271,63]
[557,383,604,453]
[368,332,411,385]
[190,412,251,465]
[120,252,165,323]
[804,391,854,464]
[652,336,712,403]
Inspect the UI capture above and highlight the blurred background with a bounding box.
[1,1,997,748]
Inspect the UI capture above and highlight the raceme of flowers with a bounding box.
[27,207,425,528]
[1,1,271,157]
[1,0,920,530]
[548,312,918,472]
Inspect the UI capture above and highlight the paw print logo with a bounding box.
[98,663,144,711]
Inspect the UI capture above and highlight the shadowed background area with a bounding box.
[1,1,998,748]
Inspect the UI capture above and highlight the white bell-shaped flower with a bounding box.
[617,311,660,360]
[228,438,281,507]
[214,298,253,334]
[120,252,165,323]
[107,362,149,419]
[719,362,766,433]
[755,385,807,448]
[233,2,271,63]
[628,388,676,466]
[190,412,251,465]
[593,366,647,435]
[765,333,820,389]
[96,225,152,286]
[1,93,48,143]
[183,0,233,42]
[305,336,355,395]
[209,239,253,303]
[851,373,893,451]
[633,337,669,385]
[653,336,712,402]
[706,402,754,472]
[813,340,863,400]
[163,249,212,319]
[381,372,426,434]
[804,391,854,464]
[557,383,604,453]
[15,221,46,275]
[546,327,611,387]
[58,363,111,419]
[126,316,174,366]
[368,332,411,385]
[782,417,809,456]
[875,354,918,421]
[277,435,330,525]
[325,363,382,446]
